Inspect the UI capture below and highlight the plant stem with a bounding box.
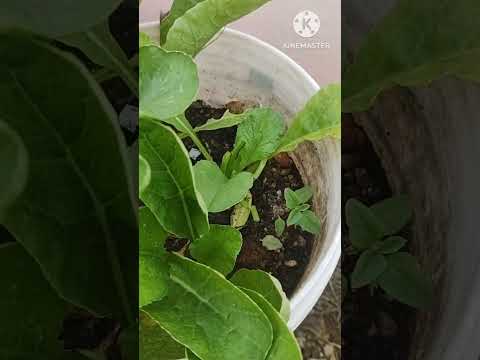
[189,132,213,161]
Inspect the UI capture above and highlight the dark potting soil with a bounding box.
[341,115,415,359]
[182,100,314,297]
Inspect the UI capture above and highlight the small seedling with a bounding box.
[345,196,434,309]
[283,186,322,235]
[261,235,283,251]
[275,218,286,237]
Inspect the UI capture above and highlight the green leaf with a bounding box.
[230,269,290,321]
[295,210,322,235]
[139,46,198,120]
[193,110,249,132]
[59,21,138,95]
[376,236,407,254]
[139,207,169,307]
[0,0,121,37]
[0,35,137,323]
[0,120,28,216]
[160,0,211,45]
[276,84,341,153]
[140,310,186,360]
[370,195,412,235]
[284,188,300,210]
[240,289,302,360]
[231,191,252,228]
[345,198,385,249]
[286,204,310,226]
[230,108,285,173]
[378,252,434,309]
[0,243,83,359]
[143,254,274,360]
[343,0,480,112]
[163,0,270,56]
[294,186,314,204]
[351,251,387,289]
[261,235,283,251]
[275,218,286,237]
[193,160,254,213]
[190,224,242,275]
[139,155,151,195]
[140,123,209,240]
[140,32,156,47]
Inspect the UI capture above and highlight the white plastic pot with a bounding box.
[140,22,341,330]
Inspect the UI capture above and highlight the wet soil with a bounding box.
[341,115,415,359]
[182,100,315,297]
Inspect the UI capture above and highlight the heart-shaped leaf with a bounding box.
[295,209,322,235]
[140,46,198,120]
[190,225,242,275]
[194,160,254,213]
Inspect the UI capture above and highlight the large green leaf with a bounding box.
[230,269,290,321]
[343,0,480,112]
[193,160,254,213]
[230,108,285,173]
[378,252,434,309]
[163,0,270,56]
[345,199,385,249]
[189,224,242,275]
[139,207,169,307]
[140,311,185,360]
[0,243,84,359]
[240,289,302,360]
[59,21,137,94]
[0,35,137,324]
[0,120,28,216]
[139,46,198,120]
[0,0,121,37]
[276,84,341,154]
[143,254,274,360]
[160,0,206,45]
[140,123,209,240]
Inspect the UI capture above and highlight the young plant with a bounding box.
[345,196,434,309]
[283,186,322,235]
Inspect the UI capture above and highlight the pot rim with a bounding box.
[139,21,341,330]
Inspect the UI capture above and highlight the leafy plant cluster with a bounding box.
[264,186,321,252]
[0,0,140,359]
[138,0,340,359]
[345,196,434,309]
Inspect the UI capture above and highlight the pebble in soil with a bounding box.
[182,100,314,297]
[341,114,415,360]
